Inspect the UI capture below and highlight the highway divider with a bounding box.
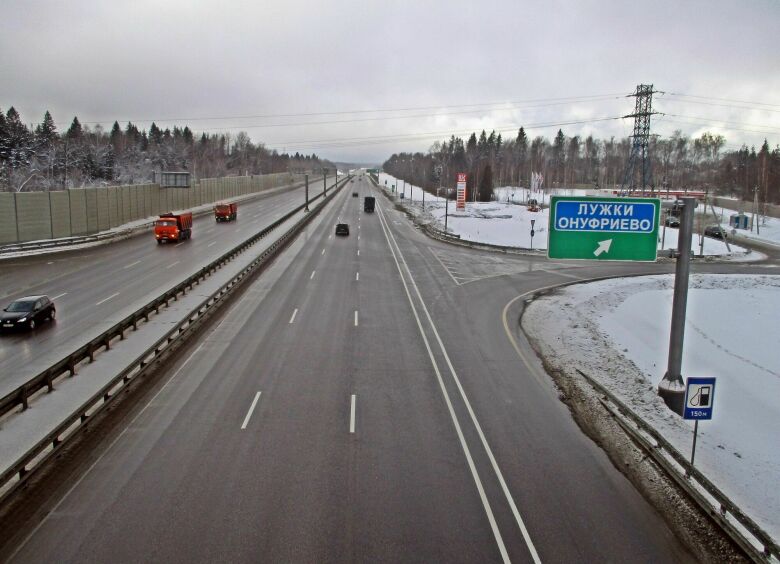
[577,368,778,563]
[0,175,350,503]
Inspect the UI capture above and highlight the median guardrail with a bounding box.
[577,369,778,563]
[0,176,350,503]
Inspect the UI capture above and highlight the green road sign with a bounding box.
[548,196,660,261]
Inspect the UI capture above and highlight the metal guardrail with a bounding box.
[0,176,349,503]
[0,179,343,420]
[577,369,778,562]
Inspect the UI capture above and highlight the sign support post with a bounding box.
[530,219,536,250]
[659,197,697,414]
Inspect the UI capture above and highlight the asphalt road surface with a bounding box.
[9,174,769,562]
[0,179,337,396]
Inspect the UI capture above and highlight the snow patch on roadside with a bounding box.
[523,274,780,540]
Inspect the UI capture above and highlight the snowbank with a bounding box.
[523,274,780,539]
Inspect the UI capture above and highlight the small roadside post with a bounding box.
[305,174,309,212]
[683,377,717,474]
[323,168,327,197]
[530,219,536,250]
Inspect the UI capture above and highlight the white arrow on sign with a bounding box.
[593,239,612,256]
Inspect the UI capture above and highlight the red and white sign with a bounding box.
[456,173,467,210]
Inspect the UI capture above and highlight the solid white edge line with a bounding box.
[95,292,120,306]
[289,308,298,324]
[9,341,207,561]
[241,391,262,430]
[350,394,356,434]
[379,204,541,564]
[375,204,510,563]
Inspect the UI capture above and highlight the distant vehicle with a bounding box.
[704,225,728,239]
[1,295,56,332]
[335,223,350,236]
[364,196,375,212]
[664,215,680,228]
[155,212,193,243]
[527,198,540,212]
[214,202,237,222]
[352,192,358,197]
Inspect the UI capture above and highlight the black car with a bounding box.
[352,192,358,197]
[704,225,728,240]
[1,295,56,331]
[664,215,680,228]
[335,223,350,236]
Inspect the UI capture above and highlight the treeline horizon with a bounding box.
[383,128,780,204]
[0,106,334,192]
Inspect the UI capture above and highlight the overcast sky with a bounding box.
[2,0,779,163]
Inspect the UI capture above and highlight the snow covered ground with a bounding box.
[710,204,780,246]
[523,274,780,540]
[378,174,753,257]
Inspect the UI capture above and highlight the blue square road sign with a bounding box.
[684,377,716,420]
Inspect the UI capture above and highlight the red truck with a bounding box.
[214,202,237,222]
[154,212,193,244]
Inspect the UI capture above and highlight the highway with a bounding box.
[0,178,338,396]
[4,174,712,562]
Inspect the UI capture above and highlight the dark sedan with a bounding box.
[0,295,56,332]
[335,223,350,236]
[704,225,728,240]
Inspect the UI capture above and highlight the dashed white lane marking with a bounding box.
[349,394,356,434]
[357,250,360,256]
[123,260,141,269]
[354,310,359,327]
[289,308,298,324]
[95,292,120,306]
[207,241,216,248]
[322,249,326,255]
[356,272,359,281]
[175,242,185,247]
[165,261,181,269]
[51,292,68,300]
[310,270,316,280]
[241,391,262,429]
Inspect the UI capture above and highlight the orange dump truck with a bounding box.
[214,202,237,222]
[154,212,193,244]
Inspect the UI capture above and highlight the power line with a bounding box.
[262,116,623,151]
[666,92,780,109]
[61,92,626,127]
[660,97,780,114]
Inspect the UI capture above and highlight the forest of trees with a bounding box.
[0,107,333,191]
[383,127,780,205]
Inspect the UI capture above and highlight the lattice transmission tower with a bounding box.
[620,84,660,194]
